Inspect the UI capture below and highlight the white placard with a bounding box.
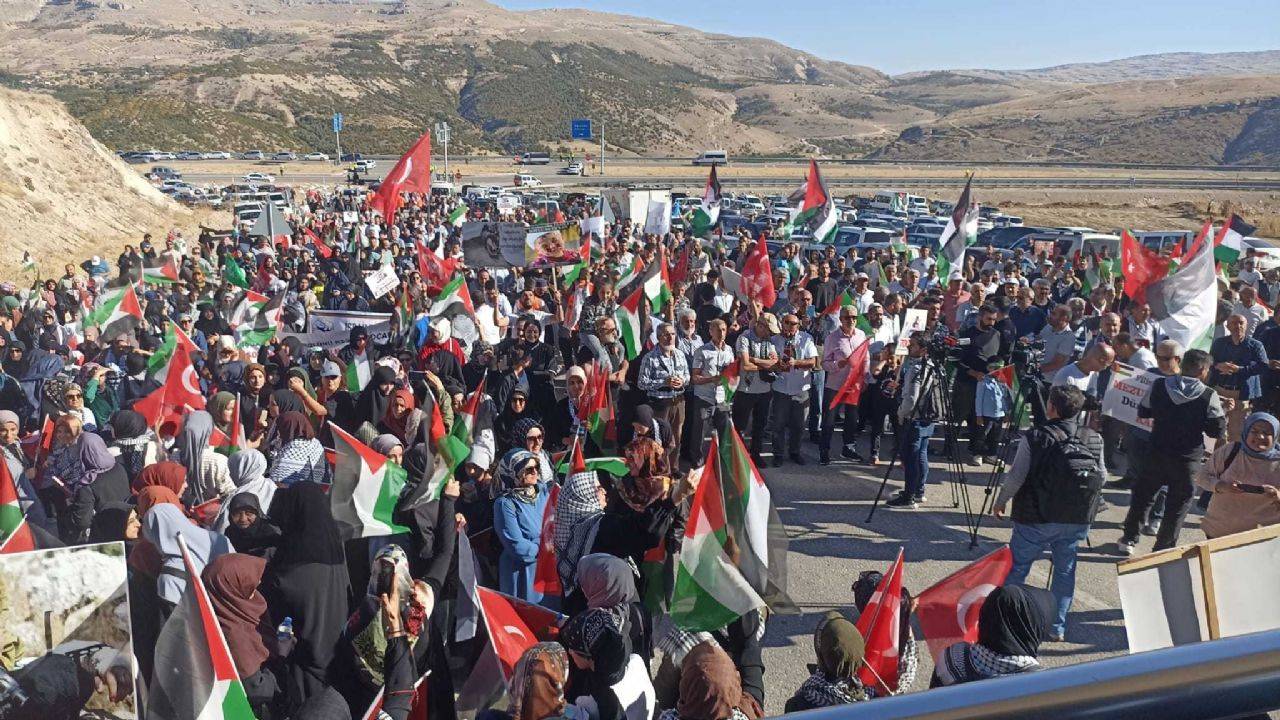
[1102,362,1159,430]
[895,308,929,356]
[363,265,400,300]
[644,198,671,236]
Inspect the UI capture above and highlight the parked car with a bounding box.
[244,172,275,184]
[242,150,265,160]
[203,151,232,160]
[148,166,180,180]
[303,152,330,161]
[272,151,297,161]
[176,151,203,161]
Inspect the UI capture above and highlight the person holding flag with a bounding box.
[820,306,869,465]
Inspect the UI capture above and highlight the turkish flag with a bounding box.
[855,549,903,695]
[739,235,777,308]
[1120,230,1168,303]
[477,587,561,680]
[670,242,691,287]
[915,546,1013,663]
[303,226,333,259]
[134,341,206,431]
[417,239,457,293]
[532,484,562,595]
[370,131,432,223]
[827,338,871,410]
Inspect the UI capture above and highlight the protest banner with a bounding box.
[283,320,393,350]
[525,223,583,268]
[496,195,521,214]
[644,197,671,236]
[1102,362,1158,430]
[363,264,400,300]
[308,309,392,333]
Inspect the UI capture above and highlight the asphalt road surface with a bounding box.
[749,429,1194,717]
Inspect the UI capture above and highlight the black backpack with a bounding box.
[1023,423,1105,524]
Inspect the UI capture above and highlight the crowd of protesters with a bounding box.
[2,178,1279,720]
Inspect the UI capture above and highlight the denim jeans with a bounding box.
[899,420,934,498]
[1007,521,1091,637]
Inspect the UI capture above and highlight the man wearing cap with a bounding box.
[849,273,874,314]
[734,313,781,463]
[317,360,357,442]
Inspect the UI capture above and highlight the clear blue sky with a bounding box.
[494,0,1280,74]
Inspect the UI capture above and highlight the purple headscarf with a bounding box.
[73,432,116,490]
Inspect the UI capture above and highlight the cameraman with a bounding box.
[954,304,1002,465]
[992,385,1104,642]
[887,333,944,508]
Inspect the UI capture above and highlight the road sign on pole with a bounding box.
[434,121,451,179]
[332,113,343,133]
[570,119,592,140]
[332,112,343,166]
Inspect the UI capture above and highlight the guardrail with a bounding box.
[586,177,1280,191]
[784,628,1280,720]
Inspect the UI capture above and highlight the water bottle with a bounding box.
[277,616,294,643]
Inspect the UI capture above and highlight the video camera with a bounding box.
[1011,340,1046,377]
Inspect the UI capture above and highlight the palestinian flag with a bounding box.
[428,274,476,321]
[614,256,645,295]
[787,160,838,244]
[1214,214,1256,265]
[397,287,416,344]
[1080,254,1102,296]
[212,396,247,455]
[640,537,669,613]
[417,239,457,293]
[231,290,284,346]
[329,423,412,538]
[222,256,251,289]
[671,423,792,631]
[425,380,485,501]
[561,237,592,289]
[143,257,181,284]
[344,357,371,393]
[690,166,723,237]
[359,674,429,720]
[555,441,627,477]
[0,457,35,554]
[720,359,741,403]
[84,284,143,340]
[1147,232,1218,351]
[447,204,468,227]
[615,285,644,360]
[147,537,256,720]
[578,364,614,449]
[641,248,673,313]
[820,290,854,332]
[935,175,979,280]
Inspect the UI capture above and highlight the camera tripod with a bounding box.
[965,366,1045,547]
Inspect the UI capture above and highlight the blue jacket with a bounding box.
[1208,335,1267,400]
[493,485,551,603]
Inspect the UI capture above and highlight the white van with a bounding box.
[692,150,728,166]
[868,189,909,214]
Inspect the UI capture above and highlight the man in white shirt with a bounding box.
[688,319,735,465]
[1052,343,1116,398]
[770,313,818,466]
[909,246,937,277]
[1233,284,1271,336]
[1237,257,1262,288]
[848,274,875,314]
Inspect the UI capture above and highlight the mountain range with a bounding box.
[1,0,1278,164]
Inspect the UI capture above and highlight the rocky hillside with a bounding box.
[1,0,1278,163]
[0,85,196,273]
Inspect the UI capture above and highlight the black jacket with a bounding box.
[1011,420,1104,526]
[1140,376,1228,460]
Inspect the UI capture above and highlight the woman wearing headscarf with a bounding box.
[38,413,83,534]
[930,584,1056,687]
[269,411,329,487]
[354,365,399,431]
[88,502,140,547]
[223,493,282,558]
[204,553,283,715]
[0,409,49,533]
[210,391,239,451]
[493,448,551,603]
[141,502,233,609]
[264,481,351,709]
[131,460,187,498]
[65,431,131,543]
[504,643,578,720]
[379,387,427,449]
[516,418,556,486]
[562,608,654,720]
[174,410,234,507]
[371,434,405,463]
[784,612,873,711]
[555,471,606,591]
[108,409,161,485]
[1197,411,1280,538]
[212,449,276,531]
[570,554,650,661]
[495,385,539,456]
[660,642,760,720]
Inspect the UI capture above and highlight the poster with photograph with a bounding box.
[459,221,528,268]
[0,542,136,718]
[524,223,583,268]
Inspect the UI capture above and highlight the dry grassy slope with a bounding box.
[0,86,199,274]
[874,76,1280,164]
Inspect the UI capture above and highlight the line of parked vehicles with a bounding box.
[120,150,372,163]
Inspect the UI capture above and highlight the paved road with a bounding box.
[750,432,1196,716]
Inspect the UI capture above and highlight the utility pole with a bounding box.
[599,118,605,176]
[434,121,451,179]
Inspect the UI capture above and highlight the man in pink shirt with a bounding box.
[820,306,869,465]
[941,273,971,332]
